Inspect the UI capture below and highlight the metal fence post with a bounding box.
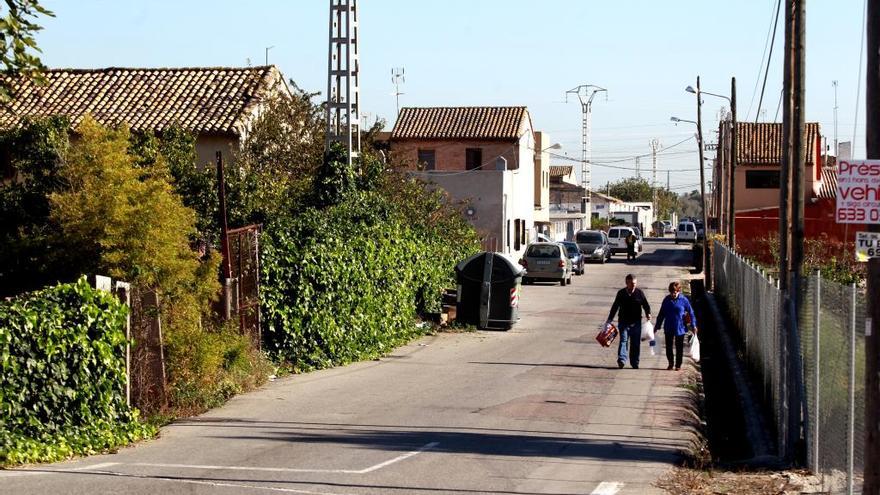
[812,271,821,474]
[848,282,857,494]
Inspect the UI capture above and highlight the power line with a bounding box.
[746,0,782,120]
[853,0,867,148]
[755,0,782,123]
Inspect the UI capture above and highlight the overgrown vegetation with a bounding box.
[740,233,866,284]
[0,277,156,466]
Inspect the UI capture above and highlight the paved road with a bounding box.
[2,242,699,495]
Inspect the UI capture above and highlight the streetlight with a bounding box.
[542,143,562,152]
[688,79,738,247]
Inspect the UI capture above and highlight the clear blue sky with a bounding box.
[36,1,867,192]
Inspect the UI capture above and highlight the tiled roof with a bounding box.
[391,106,528,140]
[591,191,623,203]
[549,165,573,177]
[736,122,821,166]
[0,66,286,135]
[818,166,837,199]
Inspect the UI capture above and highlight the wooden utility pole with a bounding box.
[778,0,795,461]
[729,77,737,247]
[864,0,880,491]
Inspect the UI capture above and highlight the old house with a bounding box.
[0,66,289,179]
[390,106,538,258]
[548,165,586,240]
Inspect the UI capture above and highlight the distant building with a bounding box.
[0,66,289,179]
[390,106,538,258]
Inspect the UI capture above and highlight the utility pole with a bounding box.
[667,170,670,191]
[325,0,361,165]
[695,77,709,286]
[779,0,807,463]
[635,156,641,179]
[864,0,880,490]
[833,80,839,157]
[391,67,405,117]
[729,77,738,247]
[567,84,607,229]
[650,139,661,219]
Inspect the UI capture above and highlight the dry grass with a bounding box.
[656,467,825,495]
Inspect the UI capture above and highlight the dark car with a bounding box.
[562,241,585,275]
[574,229,612,264]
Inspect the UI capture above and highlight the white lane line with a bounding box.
[356,441,439,473]
[591,481,624,495]
[70,462,119,471]
[129,441,440,475]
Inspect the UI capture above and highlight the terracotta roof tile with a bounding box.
[549,165,573,177]
[735,122,821,166]
[0,66,286,135]
[818,166,837,199]
[391,106,528,140]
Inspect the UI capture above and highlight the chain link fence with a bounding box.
[714,241,867,493]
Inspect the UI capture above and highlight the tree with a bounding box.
[0,0,54,101]
[605,177,653,202]
[50,116,218,303]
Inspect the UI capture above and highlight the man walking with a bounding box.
[606,274,652,369]
[625,231,637,262]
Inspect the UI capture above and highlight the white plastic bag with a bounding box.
[640,320,655,341]
[689,334,701,363]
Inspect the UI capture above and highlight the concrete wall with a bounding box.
[533,131,551,224]
[415,166,534,260]
[195,134,238,169]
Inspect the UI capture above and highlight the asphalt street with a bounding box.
[1,240,701,495]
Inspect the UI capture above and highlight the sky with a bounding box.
[35,1,868,192]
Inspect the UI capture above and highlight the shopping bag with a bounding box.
[689,334,701,363]
[596,323,618,347]
[640,320,655,341]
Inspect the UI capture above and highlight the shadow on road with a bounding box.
[469,360,620,370]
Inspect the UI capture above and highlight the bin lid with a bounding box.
[455,252,524,283]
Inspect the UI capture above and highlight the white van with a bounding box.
[675,221,697,244]
[607,226,641,255]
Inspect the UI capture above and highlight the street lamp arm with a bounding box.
[701,90,731,103]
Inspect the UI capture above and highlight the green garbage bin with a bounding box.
[455,252,524,330]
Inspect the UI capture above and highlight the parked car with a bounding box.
[575,229,612,263]
[607,226,641,255]
[662,220,674,234]
[561,241,586,275]
[675,221,697,243]
[694,220,705,240]
[519,242,573,286]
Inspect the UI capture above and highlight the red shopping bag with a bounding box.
[596,323,619,347]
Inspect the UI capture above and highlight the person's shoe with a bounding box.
[617,360,625,369]
[667,364,674,370]
[675,367,681,371]
[631,364,639,369]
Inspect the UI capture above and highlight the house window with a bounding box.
[514,219,521,251]
[466,148,483,170]
[506,219,511,249]
[417,149,435,170]
[745,170,781,189]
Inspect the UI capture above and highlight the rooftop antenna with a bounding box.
[392,67,405,116]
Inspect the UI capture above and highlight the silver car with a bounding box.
[519,242,573,286]
[575,230,612,263]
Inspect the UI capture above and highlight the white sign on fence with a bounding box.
[836,159,880,224]
[856,231,880,262]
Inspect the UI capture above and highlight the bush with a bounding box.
[0,277,156,466]
[261,188,478,371]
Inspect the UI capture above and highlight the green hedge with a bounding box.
[261,192,477,370]
[0,277,155,465]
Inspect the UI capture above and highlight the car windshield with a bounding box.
[563,244,579,256]
[576,232,603,243]
[526,244,560,258]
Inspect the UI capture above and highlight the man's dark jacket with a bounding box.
[607,288,651,326]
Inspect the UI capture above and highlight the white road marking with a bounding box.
[130,441,440,475]
[591,481,624,495]
[70,462,119,471]
[357,441,439,473]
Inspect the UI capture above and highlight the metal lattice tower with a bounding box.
[325,0,360,165]
[566,85,606,226]
[650,138,661,215]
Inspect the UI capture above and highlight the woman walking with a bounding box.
[655,281,697,371]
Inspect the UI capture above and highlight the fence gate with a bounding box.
[227,224,262,349]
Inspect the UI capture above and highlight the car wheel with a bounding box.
[560,277,566,286]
